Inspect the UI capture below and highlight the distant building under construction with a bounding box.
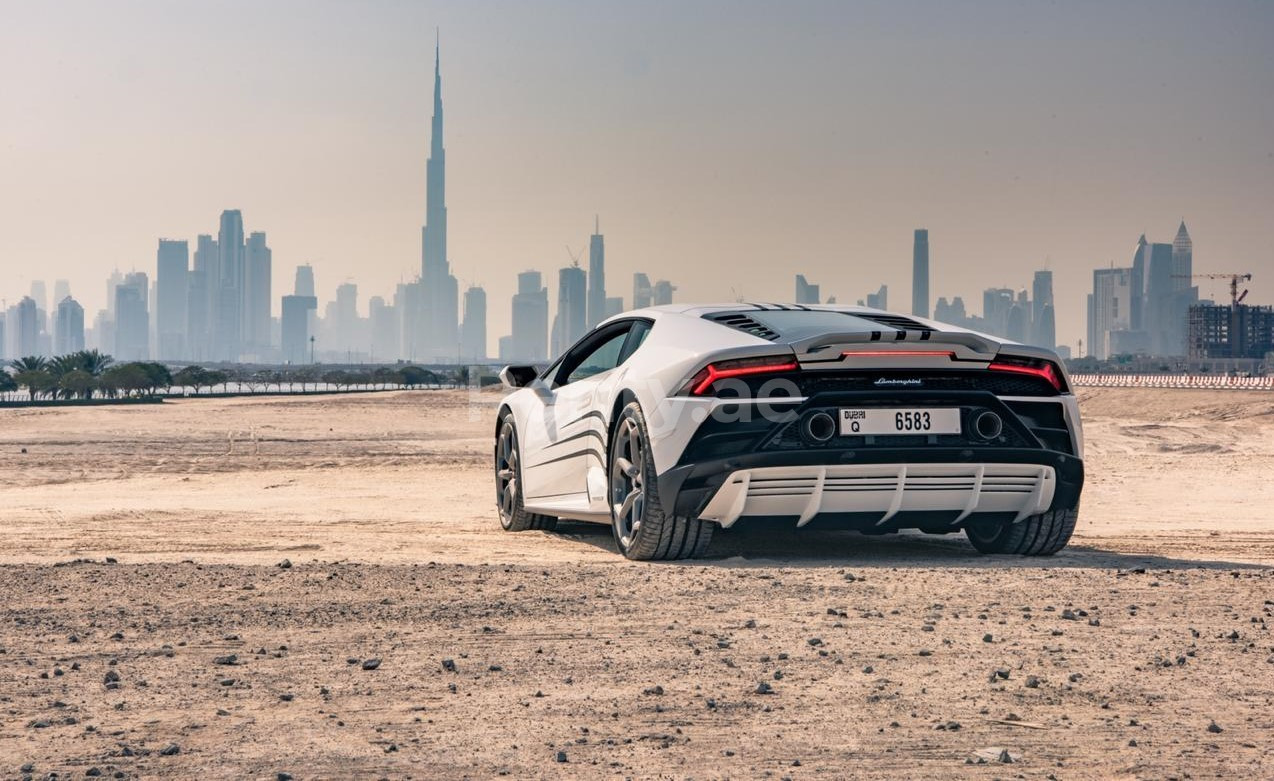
[1188,302,1274,360]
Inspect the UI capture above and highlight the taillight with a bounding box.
[989,357,1066,392]
[681,356,799,396]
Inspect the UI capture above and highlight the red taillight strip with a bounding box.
[988,361,1062,391]
[840,350,955,359]
[691,361,799,395]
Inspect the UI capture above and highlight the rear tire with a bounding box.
[495,412,557,532]
[965,506,1078,556]
[609,401,713,561]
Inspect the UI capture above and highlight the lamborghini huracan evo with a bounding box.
[495,304,1083,560]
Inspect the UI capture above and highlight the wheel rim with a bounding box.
[610,414,646,549]
[496,420,519,525]
[965,517,1003,544]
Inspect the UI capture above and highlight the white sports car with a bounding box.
[495,304,1083,560]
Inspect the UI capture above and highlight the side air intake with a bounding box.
[705,313,781,341]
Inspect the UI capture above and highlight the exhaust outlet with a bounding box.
[974,411,1003,440]
[801,411,837,444]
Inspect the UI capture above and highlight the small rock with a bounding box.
[555,750,568,763]
[807,637,823,647]
[362,658,381,671]
[1025,676,1040,688]
[278,774,294,781]
[213,654,238,666]
[755,681,775,695]
[442,658,456,672]
[277,559,292,569]
[918,649,933,657]
[159,743,180,756]
[1207,720,1223,733]
[982,634,994,643]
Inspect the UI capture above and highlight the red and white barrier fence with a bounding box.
[1070,373,1274,390]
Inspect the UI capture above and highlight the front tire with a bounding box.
[495,413,557,532]
[609,401,713,560]
[965,506,1078,555]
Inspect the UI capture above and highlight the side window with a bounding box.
[561,328,631,385]
[619,320,652,362]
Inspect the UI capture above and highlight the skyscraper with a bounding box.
[1144,242,1175,355]
[864,285,888,310]
[461,285,487,361]
[8,297,39,357]
[1172,221,1193,291]
[795,274,820,305]
[156,239,189,359]
[552,265,587,356]
[187,234,218,361]
[511,270,549,362]
[281,295,317,364]
[1089,267,1133,360]
[1031,270,1055,349]
[912,229,930,318]
[243,231,272,357]
[587,217,606,328]
[633,273,653,309]
[653,280,676,306]
[294,265,315,298]
[422,38,459,358]
[369,295,398,360]
[1130,234,1147,331]
[216,210,245,360]
[55,297,85,355]
[114,273,149,361]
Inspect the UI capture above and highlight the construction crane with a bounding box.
[1172,272,1252,306]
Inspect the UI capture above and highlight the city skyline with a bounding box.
[3,2,1273,354]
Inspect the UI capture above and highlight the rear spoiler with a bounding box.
[790,330,1001,360]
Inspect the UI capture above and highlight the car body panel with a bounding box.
[498,303,1085,528]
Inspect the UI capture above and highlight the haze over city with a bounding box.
[3,0,1273,357]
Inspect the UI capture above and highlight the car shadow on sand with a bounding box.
[549,521,1269,571]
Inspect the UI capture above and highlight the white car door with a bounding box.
[520,323,635,512]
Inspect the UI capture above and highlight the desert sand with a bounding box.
[0,388,1271,779]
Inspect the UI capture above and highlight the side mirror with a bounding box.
[499,364,541,389]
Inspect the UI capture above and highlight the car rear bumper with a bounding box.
[657,448,1083,530]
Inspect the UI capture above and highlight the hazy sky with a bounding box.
[3,0,1273,354]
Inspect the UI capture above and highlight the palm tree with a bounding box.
[9,356,48,374]
[76,349,114,377]
[0,370,18,400]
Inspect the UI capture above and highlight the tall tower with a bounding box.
[1172,221,1193,291]
[243,231,272,357]
[912,229,929,318]
[422,35,458,357]
[156,239,189,359]
[587,217,606,327]
[216,209,245,360]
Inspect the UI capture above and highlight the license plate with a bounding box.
[839,408,961,436]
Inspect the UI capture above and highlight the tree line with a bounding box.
[0,350,462,401]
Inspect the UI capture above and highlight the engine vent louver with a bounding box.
[705,313,781,341]
[856,313,933,331]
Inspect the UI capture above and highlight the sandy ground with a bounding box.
[0,388,1271,778]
